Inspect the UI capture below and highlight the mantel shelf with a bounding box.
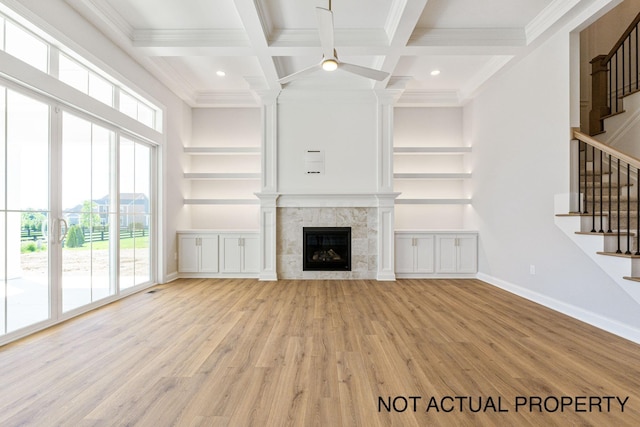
[184,173,261,180]
[394,147,472,154]
[184,147,260,155]
[395,198,472,205]
[394,173,471,179]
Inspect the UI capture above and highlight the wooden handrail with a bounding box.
[573,129,640,170]
[604,11,640,63]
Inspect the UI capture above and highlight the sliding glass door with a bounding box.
[61,113,116,312]
[119,138,151,289]
[0,88,51,333]
[0,85,155,338]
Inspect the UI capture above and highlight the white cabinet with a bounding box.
[178,234,219,273]
[395,231,477,277]
[219,234,260,274]
[435,234,477,274]
[178,231,259,277]
[395,234,435,273]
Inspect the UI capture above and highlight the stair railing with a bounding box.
[573,129,640,254]
[589,12,640,135]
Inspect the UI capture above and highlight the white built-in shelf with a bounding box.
[394,147,471,154]
[395,198,472,205]
[184,146,260,155]
[394,173,471,180]
[393,144,472,206]
[184,199,260,205]
[184,173,261,180]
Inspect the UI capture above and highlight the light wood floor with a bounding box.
[1,278,640,426]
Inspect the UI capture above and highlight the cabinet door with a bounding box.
[435,235,458,273]
[395,235,416,273]
[242,235,260,273]
[220,236,242,273]
[178,235,199,273]
[199,235,219,273]
[414,236,435,273]
[456,234,477,273]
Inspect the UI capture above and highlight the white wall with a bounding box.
[465,20,640,331]
[12,0,190,282]
[277,91,378,194]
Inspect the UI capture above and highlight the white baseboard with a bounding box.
[164,271,179,283]
[477,272,640,345]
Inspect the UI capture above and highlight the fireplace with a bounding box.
[303,227,351,271]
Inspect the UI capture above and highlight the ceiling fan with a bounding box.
[278,2,390,84]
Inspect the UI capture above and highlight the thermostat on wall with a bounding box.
[305,149,324,174]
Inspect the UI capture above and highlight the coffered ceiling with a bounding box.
[64,0,584,107]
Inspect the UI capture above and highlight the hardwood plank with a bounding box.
[0,278,639,426]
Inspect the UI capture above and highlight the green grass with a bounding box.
[64,236,149,251]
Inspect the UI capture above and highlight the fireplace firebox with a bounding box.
[303,227,351,271]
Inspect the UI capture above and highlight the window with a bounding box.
[120,91,157,129]
[3,20,48,73]
[59,53,114,107]
[0,11,162,132]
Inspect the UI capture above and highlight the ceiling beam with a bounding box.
[374,0,430,90]
[231,0,280,90]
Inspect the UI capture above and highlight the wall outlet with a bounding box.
[174,252,177,260]
[529,265,536,275]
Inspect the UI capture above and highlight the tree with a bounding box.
[21,211,46,233]
[80,200,102,231]
[65,225,85,248]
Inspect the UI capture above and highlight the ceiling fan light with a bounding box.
[322,58,338,71]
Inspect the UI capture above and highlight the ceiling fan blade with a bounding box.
[316,7,335,60]
[279,63,322,84]
[339,62,389,81]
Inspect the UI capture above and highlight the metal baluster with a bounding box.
[599,150,604,232]
[627,162,632,254]
[592,145,596,232]
[617,158,622,253]
[584,141,589,214]
[637,165,640,255]
[616,52,619,113]
[578,141,583,214]
[623,40,626,98]
[636,24,640,90]
[608,154,613,233]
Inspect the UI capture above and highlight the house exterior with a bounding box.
[1,0,640,345]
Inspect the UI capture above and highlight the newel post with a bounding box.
[589,54,610,135]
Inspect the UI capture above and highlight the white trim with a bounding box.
[478,272,640,345]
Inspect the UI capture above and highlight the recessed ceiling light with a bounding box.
[216,70,226,77]
[430,70,441,76]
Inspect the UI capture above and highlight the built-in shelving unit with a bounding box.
[392,107,472,230]
[183,146,261,207]
[393,146,472,205]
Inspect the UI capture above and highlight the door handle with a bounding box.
[58,218,68,244]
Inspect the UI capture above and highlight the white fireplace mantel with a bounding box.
[256,192,400,208]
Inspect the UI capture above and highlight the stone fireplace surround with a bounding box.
[279,207,376,279]
[256,193,398,281]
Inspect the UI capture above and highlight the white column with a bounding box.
[375,88,404,281]
[376,193,399,281]
[255,193,279,281]
[255,90,279,280]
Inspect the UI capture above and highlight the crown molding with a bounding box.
[194,91,259,108]
[409,28,526,47]
[65,0,134,41]
[132,29,250,47]
[525,0,581,43]
[396,90,461,107]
